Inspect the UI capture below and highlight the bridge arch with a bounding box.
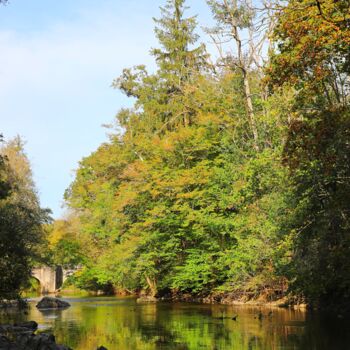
[31,266,63,294]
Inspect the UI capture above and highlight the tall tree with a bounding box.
[0,137,50,299]
[66,0,290,300]
[115,0,208,131]
[206,0,271,151]
[152,0,207,89]
[267,0,350,309]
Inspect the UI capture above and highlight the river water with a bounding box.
[1,296,349,350]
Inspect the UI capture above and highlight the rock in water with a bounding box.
[13,321,38,330]
[17,333,72,350]
[0,331,72,349]
[0,335,15,349]
[0,322,37,335]
[36,297,70,309]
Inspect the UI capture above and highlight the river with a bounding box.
[0,296,349,350]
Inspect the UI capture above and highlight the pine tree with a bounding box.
[115,0,208,131]
[152,0,208,91]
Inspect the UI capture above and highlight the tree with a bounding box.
[47,218,86,269]
[65,0,291,300]
[114,0,208,132]
[0,137,50,299]
[206,0,272,151]
[0,136,11,200]
[152,0,208,90]
[268,0,350,106]
[267,0,350,309]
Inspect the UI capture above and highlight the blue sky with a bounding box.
[0,0,215,218]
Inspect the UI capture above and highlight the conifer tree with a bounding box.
[152,0,207,91]
[116,0,208,131]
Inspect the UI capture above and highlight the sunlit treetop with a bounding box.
[268,0,350,107]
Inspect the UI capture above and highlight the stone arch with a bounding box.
[29,275,41,294]
[31,266,63,294]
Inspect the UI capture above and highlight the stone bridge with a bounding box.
[31,266,79,294]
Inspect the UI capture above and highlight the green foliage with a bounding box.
[60,0,350,311]
[0,137,50,300]
[268,0,350,309]
[64,0,288,299]
[114,0,208,132]
[52,239,85,269]
[283,109,350,308]
[73,267,113,294]
[46,218,86,269]
[7,0,350,310]
[172,250,221,293]
[152,0,208,86]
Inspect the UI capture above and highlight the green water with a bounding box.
[1,296,349,350]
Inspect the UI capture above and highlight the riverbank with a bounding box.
[134,289,309,310]
[58,284,309,310]
[164,294,302,308]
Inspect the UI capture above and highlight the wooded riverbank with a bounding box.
[49,0,350,313]
[1,0,350,319]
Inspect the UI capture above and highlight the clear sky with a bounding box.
[0,0,215,218]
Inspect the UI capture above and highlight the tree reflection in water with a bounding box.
[0,297,349,350]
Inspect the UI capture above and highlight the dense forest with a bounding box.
[2,0,350,312]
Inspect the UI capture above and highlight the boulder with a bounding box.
[36,297,70,310]
[13,321,38,330]
[17,333,72,350]
[8,326,33,334]
[0,334,17,349]
[0,324,12,333]
[0,332,72,350]
[0,322,37,335]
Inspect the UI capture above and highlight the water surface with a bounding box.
[1,296,349,350]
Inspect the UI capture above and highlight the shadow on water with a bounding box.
[1,297,350,350]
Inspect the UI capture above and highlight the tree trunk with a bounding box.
[224,0,260,151]
[242,68,259,151]
[145,275,157,297]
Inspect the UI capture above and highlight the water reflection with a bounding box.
[0,297,349,350]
